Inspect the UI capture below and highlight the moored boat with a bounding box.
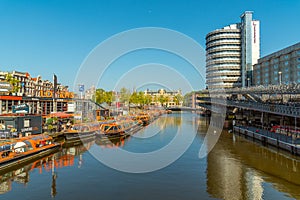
[97,122,125,138]
[0,135,60,172]
[134,113,150,126]
[63,124,96,141]
[97,119,143,138]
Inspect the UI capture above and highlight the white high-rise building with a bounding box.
[206,11,260,89]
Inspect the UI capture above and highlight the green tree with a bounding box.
[129,92,139,105]
[119,87,131,103]
[159,95,166,107]
[95,88,106,104]
[174,94,183,105]
[144,94,152,105]
[137,91,145,106]
[105,91,114,105]
[5,73,20,93]
[95,89,114,105]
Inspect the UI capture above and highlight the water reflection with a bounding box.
[205,129,300,199]
[0,139,95,196]
[95,136,126,148]
[0,114,300,199]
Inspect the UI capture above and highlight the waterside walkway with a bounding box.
[233,125,300,155]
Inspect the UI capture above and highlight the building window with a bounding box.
[284,55,289,59]
[298,57,300,62]
[298,64,300,69]
[284,74,289,79]
[297,50,300,55]
[264,67,269,72]
[273,65,278,69]
[285,61,289,66]
[285,68,289,72]
[274,58,279,63]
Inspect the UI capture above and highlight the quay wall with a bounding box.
[233,126,300,156]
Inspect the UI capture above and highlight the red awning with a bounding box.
[49,112,73,118]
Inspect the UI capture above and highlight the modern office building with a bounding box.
[206,11,260,89]
[253,42,300,86]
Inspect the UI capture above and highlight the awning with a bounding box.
[49,112,74,118]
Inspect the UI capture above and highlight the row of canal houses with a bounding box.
[0,70,77,138]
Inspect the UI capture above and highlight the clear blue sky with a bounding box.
[0,0,299,94]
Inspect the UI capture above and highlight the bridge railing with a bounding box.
[198,97,300,117]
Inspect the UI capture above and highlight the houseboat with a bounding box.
[0,135,60,172]
[134,113,150,126]
[63,123,96,142]
[97,119,143,138]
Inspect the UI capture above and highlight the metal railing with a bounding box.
[235,125,300,145]
[198,97,300,117]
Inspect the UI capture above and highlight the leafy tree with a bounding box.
[46,118,54,125]
[174,94,183,105]
[144,94,152,105]
[95,89,106,104]
[129,92,139,105]
[94,89,114,105]
[105,91,114,105]
[158,95,166,106]
[119,87,131,103]
[5,73,20,93]
[137,91,145,105]
[164,96,170,106]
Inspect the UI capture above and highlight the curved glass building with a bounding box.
[206,11,260,89]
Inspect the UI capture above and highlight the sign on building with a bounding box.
[12,104,29,113]
[67,102,76,112]
[79,85,84,92]
[0,82,13,93]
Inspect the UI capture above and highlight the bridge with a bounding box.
[198,97,300,118]
[167,106,205,112]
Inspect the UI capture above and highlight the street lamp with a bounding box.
[247,78,250,87]
[278,71,282,85]
[278,71,283,103]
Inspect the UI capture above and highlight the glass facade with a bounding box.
[206,11,260,89]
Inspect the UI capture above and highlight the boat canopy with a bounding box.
[14,141,26,149]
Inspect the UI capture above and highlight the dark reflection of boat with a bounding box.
[63,136,96,148]
[0,135,61,173]
[0,139,94,196]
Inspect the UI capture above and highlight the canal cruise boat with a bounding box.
[63,123,97,141]
[134,113,151,126]
[0,135,60,172]
[97,119,143,138]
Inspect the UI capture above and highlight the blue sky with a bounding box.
[0,0,299,94]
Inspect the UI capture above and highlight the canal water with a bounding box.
[1,113,300,200]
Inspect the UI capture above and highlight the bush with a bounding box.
[46,118,53,125]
